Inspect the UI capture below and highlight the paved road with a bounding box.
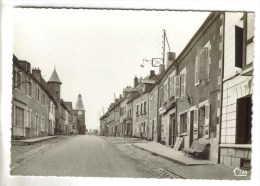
[12,135,150,177]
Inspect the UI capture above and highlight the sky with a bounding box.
[13,8,210,130]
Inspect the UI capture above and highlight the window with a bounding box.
[41,116,45,131]
[141,103,143,114]
[28,82,32,96]
[236,96,252,144]
[35,86,40,101]
[41,93,46,106]
[136,105,139,115]
[164,81,168,102]
[16,72,22,90]
[144,101,146,113]
[235,26,243,68]
[15,106,24,126]
[180,112,187,134]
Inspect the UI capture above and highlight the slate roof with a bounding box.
[75,94,85,111]
[48,68,62,84]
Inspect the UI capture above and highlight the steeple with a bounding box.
[75,94,85,111]
[48,67,62,84]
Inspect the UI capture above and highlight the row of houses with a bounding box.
[12,55,86,140]
[100,12,254,171]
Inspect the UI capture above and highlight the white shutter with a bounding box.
[175,76,180,98]
[205,103,210,138]
[194,108,198,140]
[198,47,208,80]
[25,109,28,127]
[195,56,199,85]
[28,109,32,128]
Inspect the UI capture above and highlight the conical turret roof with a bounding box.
[48,68,62,84]
[75,94,85,111]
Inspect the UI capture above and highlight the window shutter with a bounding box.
[175,76,180,98]
[194,108,198,140]
[180,73,186,96]
[198,47,208,80]
[195,56,199,85]
[28,109,31,128]
[13,106,16,126]
[168,77,171,98]
[205,103,210,138]
[25,109,28,127]
[172,76,175,97]
[235,26,243,68]
[164,82,168,101]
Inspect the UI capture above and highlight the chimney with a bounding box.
[134,76,138,87]
[166,51,176,68]
[19,61,31,72]
[159,64,165,74]
[150,70,155,79]
[32,68,42,82]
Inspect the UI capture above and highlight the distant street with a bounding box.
[12,135,154,177]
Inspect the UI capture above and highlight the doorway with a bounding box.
[198,106,205,139]
[169,114,176,146]
[189,111,194,147]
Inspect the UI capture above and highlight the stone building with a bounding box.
[158,53,177,146]
[219,12,254,170]
[171,12,223,162]
[132,70,158,139]
[12,55,57,139]
[74,94,86,134]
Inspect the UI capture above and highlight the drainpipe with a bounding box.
[218,12,225,164]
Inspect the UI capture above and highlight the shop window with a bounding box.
[236,96,252,144]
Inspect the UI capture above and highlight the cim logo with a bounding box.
[233,167,248,176]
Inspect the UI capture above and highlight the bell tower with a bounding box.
[75,94,86,134]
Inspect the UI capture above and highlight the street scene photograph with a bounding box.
[8,6,254,181]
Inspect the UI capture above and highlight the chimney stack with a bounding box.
[150,70,155,79]
[159,64,165,74]
[166,51,176,68]
[134,76,138,87]
[32,68,42,82]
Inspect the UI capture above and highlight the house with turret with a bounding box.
[12,55,57,139]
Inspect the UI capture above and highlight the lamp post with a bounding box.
[140,29,171,68]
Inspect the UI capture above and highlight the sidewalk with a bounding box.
[133,142,250,180]
[11,136,57,146]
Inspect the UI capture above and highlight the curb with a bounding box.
[133,144,188,166]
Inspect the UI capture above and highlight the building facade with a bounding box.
[219,12,254,170]
[12,56,57,139]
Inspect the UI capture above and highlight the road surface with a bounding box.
[12,135,151,177]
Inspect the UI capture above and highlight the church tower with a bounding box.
[75,94,86,134]
[47,68,62,102]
